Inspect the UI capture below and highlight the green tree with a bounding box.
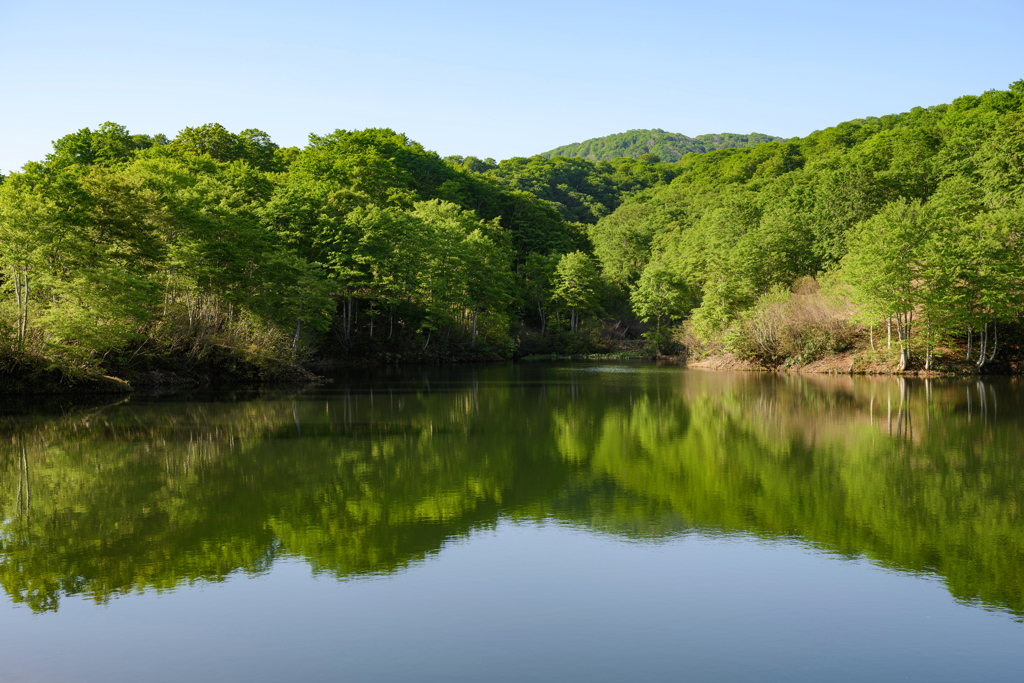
[349,205,427,339]
[172,123,246,162]
[46,122,138,169]
[553,251,600,333]
[843,199,929,370]
[630,261,691,351]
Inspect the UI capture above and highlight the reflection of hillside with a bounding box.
[0,388,561,612]
[553,371,1024,618]
[1,366,1023,619]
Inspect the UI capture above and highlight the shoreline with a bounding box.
[685,350,1019,377]
[2,349,1017,397]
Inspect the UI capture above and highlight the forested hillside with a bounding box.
[543,130,785,163]
[0,122,675,386]
[589,81,1024,371]
[446,153,684,224]
[2,81,1023,388]
[0,124,596,385]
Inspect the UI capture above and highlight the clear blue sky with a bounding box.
[1,0,1022,174]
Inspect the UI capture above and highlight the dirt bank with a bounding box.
[686,349,1016,376]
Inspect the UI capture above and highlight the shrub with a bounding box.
[728,279,858,366]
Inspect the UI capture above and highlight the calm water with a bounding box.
[1,362,1022,682]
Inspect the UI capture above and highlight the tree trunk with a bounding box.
[292,318,302,356]
[163,271,172,317]
[21,268,29,342]
[896,312,909,372]
[966,326,973,361]
[976,321,988,368]
[887,317,891,349]
[989,320,998,362]
[924,323,932,371]
[12,267,23,343]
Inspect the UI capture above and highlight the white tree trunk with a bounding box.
[976,322,988,368]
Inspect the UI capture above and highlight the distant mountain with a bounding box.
[542,129,786,163]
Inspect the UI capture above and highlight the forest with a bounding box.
[542,129,785,163]
[1,80,1023,387]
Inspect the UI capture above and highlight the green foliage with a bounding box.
[1,125,339,374]
[486,155,618,223]
[171,123,283,172]
[553,251,600,334]
[6,120,612,369]
[0,164,168,368]
[8,80,1024,373]
[630,261,692,350]
[46,122,151,169]
[843,199,927,325]
[589,191,665,287]
[586,80,1024,368]
[543,129,787,163]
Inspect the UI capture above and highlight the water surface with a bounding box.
[1,363,1022,681]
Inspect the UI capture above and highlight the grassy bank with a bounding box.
[680,279,1024,376]
[1,340,322,395]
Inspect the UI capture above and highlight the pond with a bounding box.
[1,362,1022,681]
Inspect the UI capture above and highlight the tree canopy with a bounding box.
[3,81,1024,375]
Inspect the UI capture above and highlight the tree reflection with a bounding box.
[1,367,1022,619]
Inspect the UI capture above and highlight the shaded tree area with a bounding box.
[470,153,684,225]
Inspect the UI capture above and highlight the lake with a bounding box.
[1,362,1022,682]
